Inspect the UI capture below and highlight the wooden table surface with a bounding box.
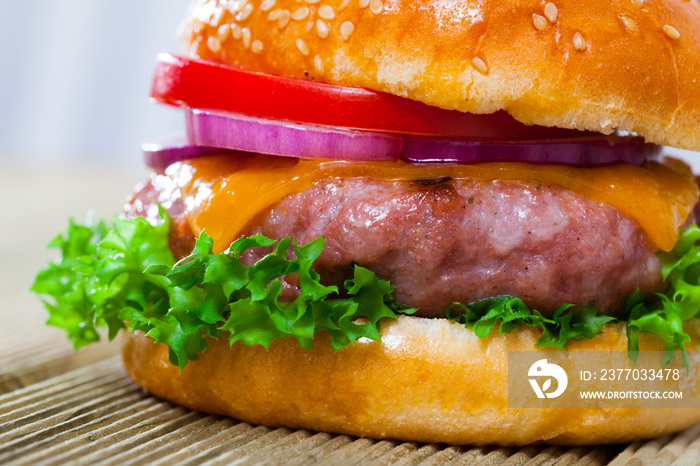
[1,161,700,465]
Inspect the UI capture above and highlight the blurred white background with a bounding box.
[0,1,194,350]
[0,0,192,169]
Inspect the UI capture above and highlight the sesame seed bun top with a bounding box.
[180,0,700,151]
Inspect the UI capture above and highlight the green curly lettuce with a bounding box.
[32,210,414,369]
[446,299,615,350]
[622,224,700,366]
[32,212,700,368]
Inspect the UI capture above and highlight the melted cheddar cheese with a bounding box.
[166,154,698,253]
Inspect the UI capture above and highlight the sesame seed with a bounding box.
[192,19,205,34]
[314,55,325,74]
[291,6,310,20]
[620,16,637,32]
[260,0,276,11]
[532,14,548,31]
[268,8,282,20]
[316,19,330,38]
[573,32,586,50]
[242,27,252,49]
[236,3,254,21]
[252,40,264,53]
[544,3,558,23]
[340,21,355,41]
[279,10,291,28]
[663,25,680,40]
[227,0,248,13]
[209,9,224,27]
[631,0,644,6]
[232,24,243,39]
[207,36,222,53]
[306,0,321,3]
[471,57,488,75]
[296,38,310,55]
[359,0,370,8]
[318,5,336,19]
[192,38,208,57]
[338,0,351,10]
[369,0,384,15]
[218,24,231,41]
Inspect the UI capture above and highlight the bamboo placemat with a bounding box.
[2,162,700,465]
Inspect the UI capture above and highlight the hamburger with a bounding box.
[33,0,700,445]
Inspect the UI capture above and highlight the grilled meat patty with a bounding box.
[126,174,663,317]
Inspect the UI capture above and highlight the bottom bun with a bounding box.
[122,316,700,446]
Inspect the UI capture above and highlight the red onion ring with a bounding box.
[142,137,234,170]
[185,108,403,161]
[142,108,661,169]
[400,135,660,167]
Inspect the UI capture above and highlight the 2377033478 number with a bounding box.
[599,368,681,381]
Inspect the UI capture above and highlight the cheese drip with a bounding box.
[165,154,698,253]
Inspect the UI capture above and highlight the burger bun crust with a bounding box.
[123,316,700,446]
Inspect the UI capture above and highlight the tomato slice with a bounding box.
[151,54,586,140]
